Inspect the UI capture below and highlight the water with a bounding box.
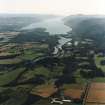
[22,17,71,35]
[58,37,72,49]
[22,17,72,54]
[53,37,72,54]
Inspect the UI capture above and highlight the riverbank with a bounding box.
[53,36,72,55]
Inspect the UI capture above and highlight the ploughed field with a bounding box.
[85,83,105,105]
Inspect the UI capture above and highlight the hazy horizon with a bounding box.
[0,0,105,16]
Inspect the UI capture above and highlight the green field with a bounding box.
[18,65,64,84]
[22,51,44,60]
[95,54,105,72]
[0,68,25,86]
[0,58,22,65]
[93,77,105,82]
[23,66,51,80]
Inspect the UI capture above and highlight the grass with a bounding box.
[0,52,17,56]
[73,54,105,83]
[75,77,89,85]
[74,69,89,84]
[22,66,51,81]
[22,50,44,60]
[33,43,48,49]
[23,52,43,60]
[0,68,25,86]
[0,58,22,65]
[0,88,28,105]
[0,87,8,93]
[23,65,64,80]
[78,62,90,66]
[93,77,105,82]
[95,54,105,72]
[14,84,34,92]
[33,67,50,77]
[50,66,64,78]
[8,48,19,54]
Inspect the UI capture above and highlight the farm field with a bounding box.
[0,58,22,65]
[0,68,25,86]
[85,83,105,105]
[95,55,105,72]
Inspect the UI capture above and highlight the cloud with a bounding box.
[0,0,104,15]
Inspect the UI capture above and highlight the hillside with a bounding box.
[64,15,105,49]
[0,14,58,32]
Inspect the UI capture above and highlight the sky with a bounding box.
[0,0,105,15]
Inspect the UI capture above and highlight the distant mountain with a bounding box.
[11,28,49,43]
[0,14,59,32]
[64,15,105,48]
[64,14,105,28]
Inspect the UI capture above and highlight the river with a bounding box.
[53,37,72,54]
[22,17,71,35]
[22,17,72,54]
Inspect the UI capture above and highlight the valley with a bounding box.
[0,14,105,105]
